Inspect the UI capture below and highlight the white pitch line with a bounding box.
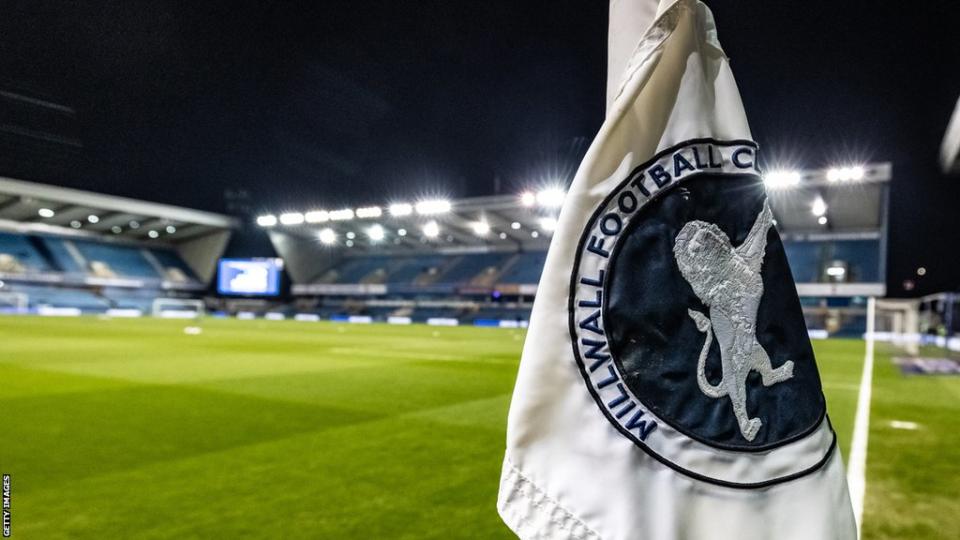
[847,296,876,537]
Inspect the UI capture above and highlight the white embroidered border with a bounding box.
[497,459,601,540]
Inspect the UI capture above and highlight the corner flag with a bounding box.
[497,1,857,539]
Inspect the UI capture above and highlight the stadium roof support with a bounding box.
[0,177,239,283]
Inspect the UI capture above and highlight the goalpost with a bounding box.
[0,291,28,314]
[151,297,205,319]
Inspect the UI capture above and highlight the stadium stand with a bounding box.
[0,177,237,313]
[0,164,889,334]
[271,164,890,332]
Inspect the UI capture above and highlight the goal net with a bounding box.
[0,291,28,314]
[151,297,205,319]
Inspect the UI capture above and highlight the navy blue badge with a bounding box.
[569,139,836,488]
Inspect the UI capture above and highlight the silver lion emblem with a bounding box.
[673,200,794,441]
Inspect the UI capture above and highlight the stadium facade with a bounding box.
[0,164,890,337]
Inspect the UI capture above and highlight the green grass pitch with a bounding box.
[0,316,957,539]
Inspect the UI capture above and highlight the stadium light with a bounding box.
[37,208,55,218]
[827,165,866,182]
[471,220,490,236]
[811,197,827,217]
[499,232,507,239]
[367,224,385,241]
[70,220,82,229]
[423,220,440,238]
[329,209,355,221]
[818,215,828,225]
[166,225,177,234]
[279,212,304,225]
[318,228,336,244]
[87,214,100,224]
[415,199,452,215]
[511,221,521,230]
[520,191,536,207]
[531,231,540,238]
[305,210,329,223]
[111,226,122,234]
[147,230,159,238]
[129,220,140,229]
[826,265,846,277]
[256,214,278,227]
[536,188,565,208]
[356,206,382,218]
[539,217,558,232]
[397,228,407,237]
[345,240,354,247]
[764,170,801,189]
[390,202,413,216]
[346,231,356,239]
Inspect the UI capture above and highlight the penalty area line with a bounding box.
[847,296,876,537]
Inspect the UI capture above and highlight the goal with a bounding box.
[0,291,28,314]
[151,297,205,319]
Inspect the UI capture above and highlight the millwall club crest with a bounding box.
[675,201,795,442]
[569,139,837,488]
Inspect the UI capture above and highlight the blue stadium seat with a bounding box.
[435,253,511,284]
[0,232,51,272]
[498,251,547,284]
[150,248,199,281]
[72,240,161,279]
[7,284,109,310]
[37,236,84,273]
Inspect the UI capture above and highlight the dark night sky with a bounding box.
[0,0,958,296]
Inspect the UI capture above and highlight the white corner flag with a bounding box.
[497,1,857,539]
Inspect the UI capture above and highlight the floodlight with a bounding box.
[520,191,536,207]
[764,170,801,189]
[415,199,452,215]
[827,166,864,182]
[811,197,827,217]
[536,188,565,207]
[397,228,407,237]
[329,209,354,221]
[539,217,558,231]
[129,220,140,229]
[356,206,382,218]
[166,225,177,234]
[390,203,413,216]
[346,231,356,240]
[531,231,540,238]
[305,210,329,223]
[826,266,846,277]
[279,212,304,225]
[257,214,278,227]
[817,216,828,225]
[87,214,100,224]
[511,222,521,230]
[423,220,440,238]
[499,232,507,239]
[318,228,336,244]
[472,220,490,236]
[345,240,354,247]
[367,224,385,241]
[38,208,55,218]
[147,230,160,238]
[70,220,82,229]
[111,226,122,234]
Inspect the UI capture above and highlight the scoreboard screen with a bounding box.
[217,258,283,296]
